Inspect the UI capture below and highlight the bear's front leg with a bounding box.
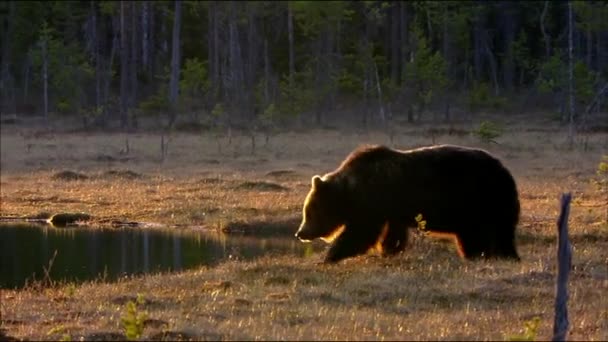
[324,221,383,263]
[381,221,409,256]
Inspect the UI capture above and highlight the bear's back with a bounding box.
[327,144,519,227]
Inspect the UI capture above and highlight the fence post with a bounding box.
[552,193,572,342]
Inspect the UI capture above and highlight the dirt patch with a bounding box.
[0,328,19,342]
[48,212,92,227]
[82,331,126,341]
[222,216,300,236]
[31,212,54,220]
[233,181,288,192]
[201,280,234,292]
[581,123,608,133]
[94,154,132,163]
[265,169,299,178]
[52,170,89,181]
[148,330,213,341]
[101,169,144,180]
[424,127,470,137]
[143,318,169,329]
[198,177,224,184]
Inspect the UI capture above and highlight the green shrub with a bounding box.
[121,294,147,341]
[505,316,541,341]
[473,121,503,143]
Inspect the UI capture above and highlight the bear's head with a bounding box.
[295,175,346,242]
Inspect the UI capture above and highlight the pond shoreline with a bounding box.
[0,222,316,290]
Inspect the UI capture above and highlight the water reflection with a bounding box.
[0,224,318,289]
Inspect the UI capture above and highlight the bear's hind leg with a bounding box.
[381,221,408,257]
[456,232,487,260]
[324,220,384,263]
[492,226,520,261]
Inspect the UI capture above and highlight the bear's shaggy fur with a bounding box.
[295,144,521,263]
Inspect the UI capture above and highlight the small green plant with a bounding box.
[505,316,541,341]
[139,93,169,115]
[303,243,315,258]
[415,213,427,232]
[56,98,72,115]
[597,155,608,178]
[211,102,225,120]
[180,58,209,98]
[468,82,507,113]
[46,325,72,341]
[597,155,608,223]
[594,155,608,192]
[63,283,76,297]
[47,325,66,336]
[473,121,503,144]
[121,294,148,341]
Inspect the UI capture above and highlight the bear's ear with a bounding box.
[311,175,323,189]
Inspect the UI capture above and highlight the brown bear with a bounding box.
[295,144,520,263]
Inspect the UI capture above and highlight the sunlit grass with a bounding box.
[1,117,607,340]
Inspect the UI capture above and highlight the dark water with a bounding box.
[0,224,318,289]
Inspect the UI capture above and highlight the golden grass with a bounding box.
[1,116,607,340]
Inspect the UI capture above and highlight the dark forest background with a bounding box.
[0,1,607,132]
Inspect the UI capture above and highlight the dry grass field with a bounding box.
[1,114,607,341]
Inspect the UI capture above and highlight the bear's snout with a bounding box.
[295,225,313,242]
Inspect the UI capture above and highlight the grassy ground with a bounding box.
[1,114,607,341]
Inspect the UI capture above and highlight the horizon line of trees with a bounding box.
[0,1,607,130]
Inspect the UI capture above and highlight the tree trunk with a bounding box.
[103,15,119,123]
[442,4,451,121]
[207,1,219,101]
[247,4,257,119]
[425,6,432,47]
[313,36,323,126]
[103,19,120,118]
[228,3,244,113]
[160,5,168,59]
[401,1,409,64]
[288,3,294,88]
[92,1,101,110]
[442,4,449,77]
[390,2,401,85]
[483,31,500,95]
[120,1,129,128]
[540,1,551,58]
[23,52,30,103]
[567,1,575,147]
[373,59,385,124]
[264,38,269,105]
[130,1,138,110]
[141,1,149,72]
[148,1,155,81]
[336,17,342,60]
[597,32,603,73]
[473,10,483,82]
[502,1,515,92]
[42,38,49,121]
[0,1,15,114]
[168,0,182,123]
[586,29,592,68]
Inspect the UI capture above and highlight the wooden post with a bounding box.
[552,193,572,341]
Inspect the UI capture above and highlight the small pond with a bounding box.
[0,224,320,289]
